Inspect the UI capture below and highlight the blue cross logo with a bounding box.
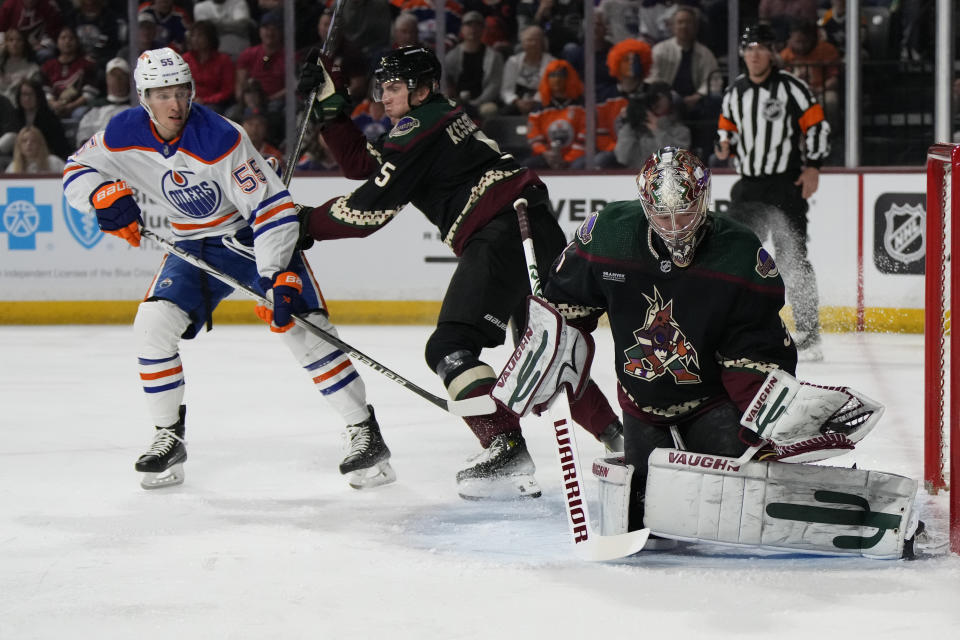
[0,186,53,250]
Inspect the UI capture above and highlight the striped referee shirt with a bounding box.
[717,69,830,177]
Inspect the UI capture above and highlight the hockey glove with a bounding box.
[297,49,341,99]
[256,271,306,333]
[311,92,349,124]
[91,180,142,247]
[295,204,315,251]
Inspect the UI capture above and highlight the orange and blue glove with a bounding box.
[91,180,142,246]
[255,271,306,332]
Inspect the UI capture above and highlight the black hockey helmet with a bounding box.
[374,46,442,98]
[739,23,777,54]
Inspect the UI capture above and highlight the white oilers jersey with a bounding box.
[62,103,298,278]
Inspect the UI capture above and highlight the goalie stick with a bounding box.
[140,228,495,418]
[512,198,650,561]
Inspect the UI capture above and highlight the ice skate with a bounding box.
[135,405,187,490]
[598,420,624,453]
[456,430,542,500]
[340,405,396,490]
[795,331,824,362]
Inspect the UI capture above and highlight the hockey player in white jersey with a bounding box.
[62,48,395,490]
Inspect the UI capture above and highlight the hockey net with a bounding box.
[925,143,960,553]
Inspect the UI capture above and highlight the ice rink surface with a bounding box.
[1,324,958,639]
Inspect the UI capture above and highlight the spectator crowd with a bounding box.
[0,0,945,174]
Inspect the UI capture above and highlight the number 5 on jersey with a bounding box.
[374,162,396,187]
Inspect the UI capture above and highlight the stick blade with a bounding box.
[573,528,651,562]
[446,395,498,417]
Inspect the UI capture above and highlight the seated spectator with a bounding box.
[235,10,287,114]
[596,0,641,44]
[42,26,99,121]
[613,80,690,168]
[309,7,367,98]
[597,38,651,164]
[351,96,392,142]
[0,28,41,102]
[525,60,586,170]
[444,11,504,121]
[637,0,679,44]
[296,125,339,171]
[241,109,283,171]
[0,0,63,62]
[501,25,554,116]
[389,0,460,51]
[183,20,235,114]
[462,0,517,57]
[0,92,16,169]
[759,0,818,45]
[69,0,124,68]
[341,0,392,60]
[0,77,70,160]
[390,10,422,50]
[563,10,619,102]
[75,56,133,146]
[139,0,190,52]
[780,19,841,126]
[5,124,65,173]
[519,0,584,58]
[648,7,718,116]
[192,0,253,60]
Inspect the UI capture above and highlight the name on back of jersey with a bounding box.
[446,113,478,145]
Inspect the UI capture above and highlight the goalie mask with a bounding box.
[636,146,711,268]
[373,45,441,102]
[134,47,195,127]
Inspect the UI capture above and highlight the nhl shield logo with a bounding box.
[62,195,102,249]
[882,202,925,265]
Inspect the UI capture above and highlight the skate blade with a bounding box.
[346,461,397,490]
[457,473,542,500]
[140,463,185,490]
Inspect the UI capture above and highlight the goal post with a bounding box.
[925,142,960,553]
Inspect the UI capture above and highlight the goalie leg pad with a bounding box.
[644,448,918,559]
[492,296,594,417]
[591,456,634,536]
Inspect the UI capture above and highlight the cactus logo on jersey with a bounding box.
[161,170,222,218]
[62,195,102,249]
[0,186,53,250]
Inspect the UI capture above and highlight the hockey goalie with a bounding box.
[493,147,928,560]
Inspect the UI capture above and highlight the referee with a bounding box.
[715,23,831,362]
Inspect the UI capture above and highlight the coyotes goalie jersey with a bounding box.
[62,103,299,278]
[544,202,798,424]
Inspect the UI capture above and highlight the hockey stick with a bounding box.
[280,0,347,187]
[512,198,650,561]
[140,228,495,417]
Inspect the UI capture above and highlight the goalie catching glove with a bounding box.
[91,180,141,246]
[297,49,349,124]
[739,368,884,462]
[255,271,306,333]
[492,296,595,416]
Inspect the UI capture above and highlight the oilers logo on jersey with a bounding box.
[161,170,223,219]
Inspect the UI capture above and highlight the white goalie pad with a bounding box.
[591,456,634,536]
[492,296,595,417]
[644,449,918,559]
[739,369,884,462]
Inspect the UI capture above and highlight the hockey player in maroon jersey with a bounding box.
[296,45,623,500]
